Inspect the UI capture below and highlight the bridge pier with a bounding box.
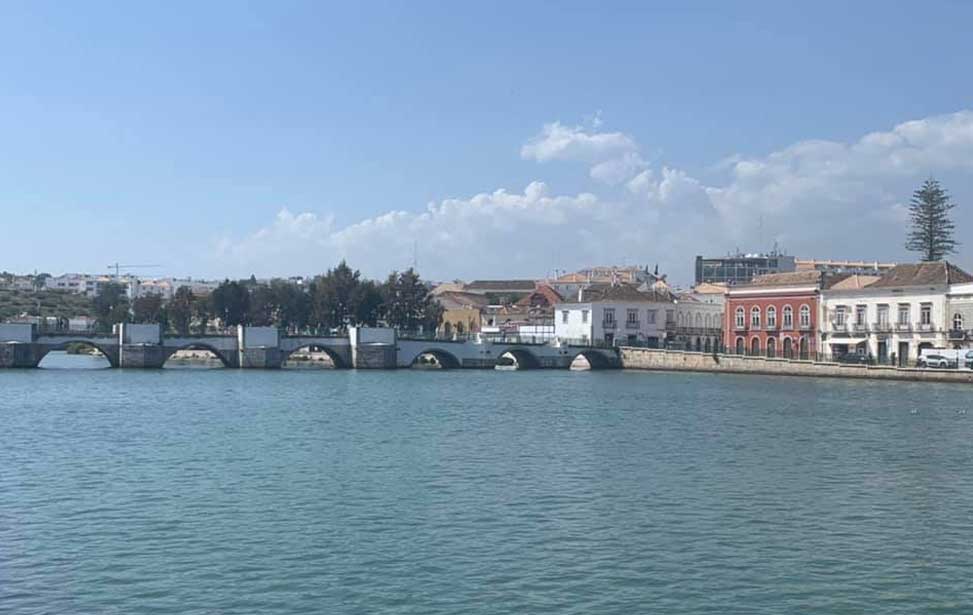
[238,347,284,369]
[0,343,46,368]
[119,344,167,369]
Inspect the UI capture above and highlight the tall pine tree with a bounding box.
[905,178,958,261]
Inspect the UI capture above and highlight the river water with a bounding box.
[2,353,973,614]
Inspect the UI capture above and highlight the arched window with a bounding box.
[782,305,793,329]
[767,306,777,329]
[750,337,761,355]
[735,337,745,354]
[695,313,703,328]
[783,337,793,359]
[954,313,964,331]
[799,305,811,329]
[735,307,745,328]
[750,306,761,328]
[767,337,776,358]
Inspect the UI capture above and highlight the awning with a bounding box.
[828,338,867,346]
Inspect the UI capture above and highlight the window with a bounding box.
[665,309,675,324]
[897,304,910,325]
[561,310,569,324]
[920,303,932,326]
[581,310,589,324]
[834,305,846,326]
[695,313,703,328]
[735,307,745,328]
[766,306,777,328]
[750,306,761,328]
[782,305,793,329]
[877,304,889,327]
[855,305,866,326]
[626,309,639,324]
[954,313,964,331]
[647,309,656,324]
[799,305,811,329]
[604,308,615,324]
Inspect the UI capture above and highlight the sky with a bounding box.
[2,1,973,286]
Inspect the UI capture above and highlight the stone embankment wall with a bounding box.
[620,347,973,384]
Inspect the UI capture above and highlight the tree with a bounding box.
[192,294,211,334]
[169,286,195,335]
[310,261,363,331]
[93,282,130,332]
[352,280,384,326]
[248,284,276,327]
[270,280,310,333]
[906,178,959,261]
[132,294,164,323]
[210,280,250,328]
[381,268,442,332]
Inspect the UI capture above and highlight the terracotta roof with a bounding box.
[824,274,882,290]
[514,284,563,307]
[435,291,490,309]
[869,262,973,288]
[561,283,675,304]
[747,270,824,287]
[692,282,728,294]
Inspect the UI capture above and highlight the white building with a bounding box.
[553,284,722,350]
[819,262,973,364]
[946,281,973,347]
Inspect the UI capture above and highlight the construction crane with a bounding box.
[107,263,161,278]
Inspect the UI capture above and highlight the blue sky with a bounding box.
[2,1,973,284]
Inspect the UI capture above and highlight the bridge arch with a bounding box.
[39,340,117,368]
[569,349,615,370]
[164,343,234,368]
[497,347,542,369]
[281,344,349,369]
[410,348,462,369]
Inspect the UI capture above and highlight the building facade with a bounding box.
[724,271,824,359]
[819,262,973,364]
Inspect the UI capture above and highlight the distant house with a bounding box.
[554,284,678,348]
[820,261,973,364]
[724,270,828,359]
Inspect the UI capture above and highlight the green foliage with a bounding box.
[905,177,959,261]
[93,282,130,332]
[309,261,365,331]
[0,288,94,322]
[381,268,442,332]
[210,280,250,327]
[132,294,164,324]
[168,286,195,335]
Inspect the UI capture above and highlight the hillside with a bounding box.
[0,289,95,321]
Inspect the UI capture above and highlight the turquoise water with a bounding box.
[3,354,973,614]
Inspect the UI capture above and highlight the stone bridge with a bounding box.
[0,323,618,370]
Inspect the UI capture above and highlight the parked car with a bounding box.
[965,350,973,370]
[917,354,955,369]
[834,352,869,365]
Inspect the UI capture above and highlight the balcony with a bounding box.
[895,322,911,332]
[916,322,934,333]
[948,329,967,341]
[831,321,847,332]
[625,321,640,330]
[602,320,617,330]
[852,323,868,332]
[799,323,813,331]
[734,322,748,331]
[872,322,892,332]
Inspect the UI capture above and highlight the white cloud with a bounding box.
[520,121,638,163]
[212,111,973,283]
